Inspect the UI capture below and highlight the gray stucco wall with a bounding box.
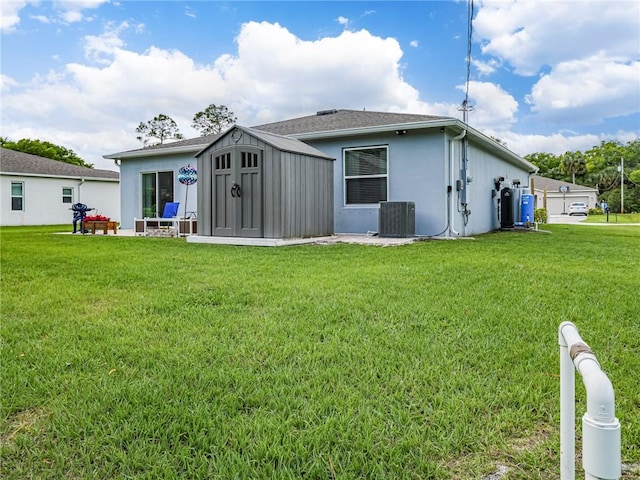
[307,130,449,236]
[119,152,198,229]
[306,129,532,237]
[462,140,533,235]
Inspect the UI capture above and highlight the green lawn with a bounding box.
[1,225,639,479]
[582,213,640,224]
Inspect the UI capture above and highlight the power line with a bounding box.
[459,0,475,124]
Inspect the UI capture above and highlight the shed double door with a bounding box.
[212,147,263,237]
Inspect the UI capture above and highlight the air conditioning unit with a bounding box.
[379,202,415,238]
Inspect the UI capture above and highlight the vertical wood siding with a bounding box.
[196,129,333,239]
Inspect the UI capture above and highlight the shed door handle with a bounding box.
[230,183,241,198]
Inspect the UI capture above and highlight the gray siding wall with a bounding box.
[197,131,333,239]
[120,152,198,229]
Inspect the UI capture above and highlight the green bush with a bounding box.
[534,207,548,223]
[589,207,603,215]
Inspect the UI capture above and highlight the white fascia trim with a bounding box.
[289,119,458,141]
[103,143,208,160]
[1,172,119,181]
[290,119,538,174]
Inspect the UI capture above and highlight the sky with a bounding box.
[1,0,639,171]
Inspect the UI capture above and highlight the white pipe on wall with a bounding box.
[558,321,621,480]
[448,129,466,236]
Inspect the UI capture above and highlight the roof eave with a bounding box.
[1,171,119,181]
[289,118,538,174]
[103,143,208,160]
[288,118,459,141]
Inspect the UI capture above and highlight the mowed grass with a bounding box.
[582,213,640,224]
[1,225,639,479]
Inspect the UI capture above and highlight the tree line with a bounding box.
[525,139,640,213]
[135,104,237,146]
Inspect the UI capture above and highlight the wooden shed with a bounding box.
[195,126,334,239]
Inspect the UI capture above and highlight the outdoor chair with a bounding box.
[135,202,181,236]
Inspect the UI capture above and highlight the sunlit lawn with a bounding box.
[582,213,640,224]
[1,225,639,479]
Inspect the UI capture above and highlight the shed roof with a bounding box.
[532,175,597,193]
[1,147,119,180]
[195,126,334,160]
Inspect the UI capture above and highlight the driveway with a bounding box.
[547,214,588,224]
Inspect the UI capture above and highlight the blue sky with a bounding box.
[1,0,639,170]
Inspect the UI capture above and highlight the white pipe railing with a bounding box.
[558,321,621,480]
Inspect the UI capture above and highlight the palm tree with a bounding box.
[561,152,586,184]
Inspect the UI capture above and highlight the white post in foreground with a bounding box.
[559,321,621,480]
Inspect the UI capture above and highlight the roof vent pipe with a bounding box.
[316,109,338,116]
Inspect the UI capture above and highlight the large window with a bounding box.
[62,187,73,204]
[142,171,174,217]
[11,182,24,211]
[344,146,388,205]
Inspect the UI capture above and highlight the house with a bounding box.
[531,175,598,215]
[1,147,120,226]
[104,109,538,238]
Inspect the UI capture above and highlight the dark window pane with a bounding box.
[346,178,387,204]
[142,172,156,217]
[345,148,387,176]
[158,171,174,217]
[12,198,23,210]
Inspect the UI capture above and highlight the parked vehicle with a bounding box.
[568,202,588,216]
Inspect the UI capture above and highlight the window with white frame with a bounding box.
[11,182,24,211]
[62,187,73,204]
[141,171,174,217]
[344,146,388,205]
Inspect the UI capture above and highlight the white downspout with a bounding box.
[558,321,621,480]
[448,130,466,236]
[78,178,85,203]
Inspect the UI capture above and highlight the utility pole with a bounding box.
[619,157,624,214]
[621,157,624,214]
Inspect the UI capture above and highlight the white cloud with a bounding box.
[474,0,639,76]
[409,40,419,48]
[1,0,108,31]
[1,21,434,169]
[1,74,20,92]
[462,81,519,130]
[473,0,640,129]
[55,0,108,23]
[1,0,33,32]
[525,56,640,124]
[471,58,498,77]
[487,129,639,157]
[336,16,350,28]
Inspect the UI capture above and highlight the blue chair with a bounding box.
[161,202,180,218]
[135,202,180,236]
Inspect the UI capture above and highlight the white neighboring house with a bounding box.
[1,147,120,226]
[531,175,598,215]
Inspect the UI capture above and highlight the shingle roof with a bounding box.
[532,175,596,192]
[109,132,223,157]
[104,110,453,158]
[253,109,452,136]
[0,147,119,180]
